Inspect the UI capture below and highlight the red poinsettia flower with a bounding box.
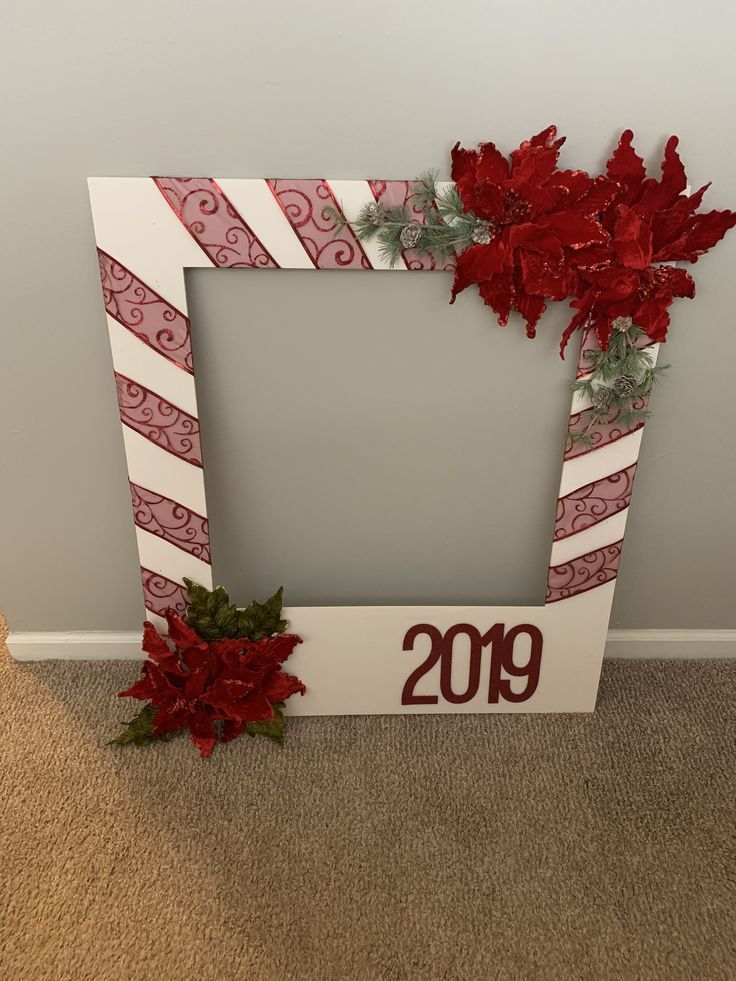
[450,125,618,337]
[118,612,305,757]
[560,130,736,355]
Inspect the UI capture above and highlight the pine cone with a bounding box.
[591,386,614,411]
[613,373,638,398]
[365,202,386,227]
[471,221,494,245]
[400,223,422,249]
[612,316,633,333]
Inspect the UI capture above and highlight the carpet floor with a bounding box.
[1,628,735,981]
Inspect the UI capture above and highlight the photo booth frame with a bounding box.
[88,175,654,714]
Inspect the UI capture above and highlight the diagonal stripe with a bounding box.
[554,464,637,541]
[107,316,198,416]
[546,540,623,604]
[140,567,189,618]
[213,179,314,269]
[549,510,629,567]
[114,372,202,467]
[153,177,279,268]
[565,397,649,461]
[327,180,398,271]
[130,481,210,563]
[97,248,192,372]
[267,179,372,269]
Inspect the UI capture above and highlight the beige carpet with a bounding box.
[1,625,735,981]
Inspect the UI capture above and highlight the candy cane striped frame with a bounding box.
[88,176,654,714]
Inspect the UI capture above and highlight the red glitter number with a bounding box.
[402,622,543,706]
[487,623,543,704]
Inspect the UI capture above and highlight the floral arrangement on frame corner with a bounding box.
[111,581,305,758]
[332,125,735,446]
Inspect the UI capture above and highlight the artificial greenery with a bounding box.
[109,704,183,746]
[241,703,286,746]
[568,317,669,449]
[328,171,484,266]
[183,579,288,642]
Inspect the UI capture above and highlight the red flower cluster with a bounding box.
[119,611,305,757]
[450,127,736,355]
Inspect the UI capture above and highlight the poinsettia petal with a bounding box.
[119,659,178,703]
[662,208,736,262]
[165,612,207,651]
[613,207,653,269]
[518,249,572,299]
[201,674,259,714]
[567,244,611,269]
[264,670,307,703]
[450,143,480,213]
[522,183,564,216]
[634,298,673,342]
[235,692,274,724]
[538,212,608,248]
[472,182,505,219]
[559,299,593,358]
[221,720,245,743]
[478,273,514,326]
[208,637,247,660]
[510,145,560,189]
[549,169,592,202]
[526,124,565,151]
[188,710,217,759]
[581,265,639,298]
[117,671,155,701]
[572,176,619,216]
[529,263,579,302]
[661,266,696,299]
[650,184,709,257]
[141,621,171,661]
[152,703,189,736]
[515,292,547,339]
[507,223,563,257]
[593,316,616,350]
[476,142,510,184]
[450,242,507,301]
[606,130,646,195]
[660,135,687,196]
[184,660,213,700]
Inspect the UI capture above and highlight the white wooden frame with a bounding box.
[88,175,653,714]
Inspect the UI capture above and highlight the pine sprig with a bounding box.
[330,174,484,268]
[568,318,668,446]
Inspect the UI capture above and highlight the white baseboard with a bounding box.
[7,631,144,661]
[5,628,736,662]
[604,629,736,659]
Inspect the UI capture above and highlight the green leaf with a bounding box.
[109,704,183,747]
[183,579,288,642]
[236,586,288,640]
[244,703,286,745]
[183,578,241,641]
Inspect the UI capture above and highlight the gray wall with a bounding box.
[2,0,734,631]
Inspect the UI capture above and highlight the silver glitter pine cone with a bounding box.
[612,315,633,333]
[591,386,614,411]
[400,223,422,249]
[471,221,494,246]
[365,202,386,227]
[612,373,638,398]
